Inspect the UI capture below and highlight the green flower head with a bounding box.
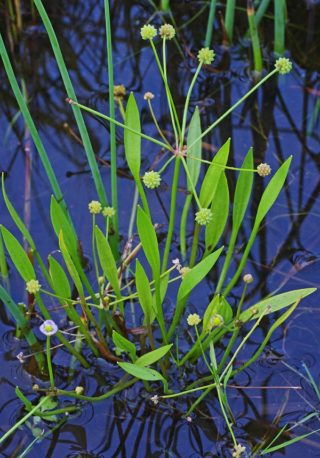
[187,313,201,326]
[275,57,292,75]
[159,24,176,40]
[140,24,157,41]
[26,279,41,294]
[198,47,215,65]
[195,208,213,226]
[142,171,161,189]
[88,200,102,214]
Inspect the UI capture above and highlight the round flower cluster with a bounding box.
[275,57,292,75]
[159,24,176,40]
[195,208,213,226]
[198,47,215,65]
[187,313,201,326]
[142,171,161,189]
[39,319,58,336]
[26,279,41,294]
[256,163,271,177]
[88,200,102,214]
[102,206,116,218]
[243,273,253,284]
[140,24,157,40]
[114,84,126,100]
[144,91,155,101]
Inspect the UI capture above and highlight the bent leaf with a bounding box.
[112,331,136,362]
[135,344,172,367]
[240,287,316,322]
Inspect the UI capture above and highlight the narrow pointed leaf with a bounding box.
[135,344,172,367]
[48,255,71,299]
[187,107,202,189]
[136,207,160,279]
[95,226,121,298]
[118,362,164,382]
[124,93,141,180]
[199,138,230,208]
[112,331,136,361]
[135,259,155,324]
[0,226,35,281]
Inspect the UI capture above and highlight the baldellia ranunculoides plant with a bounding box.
[0,14,315,456]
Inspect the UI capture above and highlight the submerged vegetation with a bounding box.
[0,0,318,456]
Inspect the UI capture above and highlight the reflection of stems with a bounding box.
[161,157,181,272]
[46,336,55,389]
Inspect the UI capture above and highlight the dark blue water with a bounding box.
[0,1,320,456]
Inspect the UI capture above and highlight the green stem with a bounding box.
[46,336,55,389]
[189,223,200,267]
[0,396,50,445]
[161,157,181,272]
[180,63,202,147]
[104,0,119,238]
[180,194,192,260]
[188,69,278,150]
[147,99,171,147]
[70,100,172,151]
[205,0,217,47]
[180,157,201,207]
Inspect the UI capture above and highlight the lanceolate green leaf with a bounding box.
[136,207,160,280]
[135,344,172,367]
[95,226,121,298]
[199,138,230,208]
[205,172,229,254]
[168,246,224,339]
[112,330,136,362]
[0,226,35,281]
[50,196,78,258]
[135,259,154,324]
[118,362,164,382]
[2,176,51,284]
[216,148,253,292]
[239,288,316,322]
[58,231,85,303]
[48,256,71,300]
[187,107,202,189]
[223,157,292,296]
[124,93,141,181]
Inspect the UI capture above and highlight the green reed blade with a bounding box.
[225,0,236,43]
[247,0,263,75]
[274,0,286,55]
[33,0,108,207]
[205,0,217,47]
[0,230,8,278]
[0,33,65,209]
[104,0,118,236]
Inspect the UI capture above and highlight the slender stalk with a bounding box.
[247,0,263,76]
[69,99,172,151]
[180,157,201,207]
[188,69,278,150]
[46,336,55,389]
[189,223,200,267]
[180,194,192,260]
[162,37,179,146]
[161,157,181,272]
[0,396,50,445]
[147,99,171,147]
[274,0,286,55]
[225,0,236,43]
[180,63,202,147]
[104,0,118,237]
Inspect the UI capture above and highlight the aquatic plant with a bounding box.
[0,3,317,455]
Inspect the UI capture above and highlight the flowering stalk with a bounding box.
[46,335,55,388]
[40,320,58,389]
[146,97,171,147]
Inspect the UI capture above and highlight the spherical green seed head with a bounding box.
[198,47,215,65]
[88,200,102,214]
[26,279,41,294]
[102,206,116,218]
[142,171,161,189]
[243,273,254,284]
[275,57,292,75]
[140,24,157,41]
[195,208,213,226]
[256,163,271,177]
[187,313,201,326]
[159,24,176,40]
